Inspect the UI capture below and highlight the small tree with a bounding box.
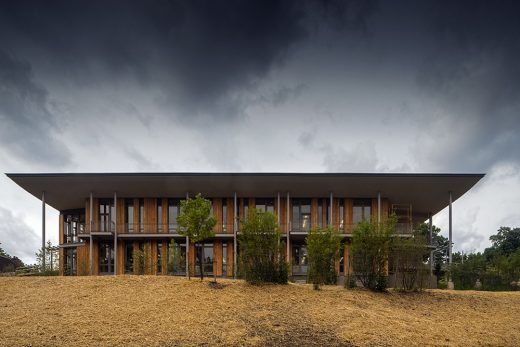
[177,193,216,280]
[133,249,145,275]
[392,233,430,291]
[306,226,342,290]
[351,214,396,292]
[35,241,59,274]
[238,209,288,284]
[167,239,185,275]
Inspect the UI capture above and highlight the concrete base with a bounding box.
[447,281,454,290]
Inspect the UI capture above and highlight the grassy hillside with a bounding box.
[1,276,519,346]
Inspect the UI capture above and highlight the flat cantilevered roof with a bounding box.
[6,172,484,222]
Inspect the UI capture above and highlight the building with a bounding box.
[7,173,483,283]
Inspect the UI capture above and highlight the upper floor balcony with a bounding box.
[76,221,413,239]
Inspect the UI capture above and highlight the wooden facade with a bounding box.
[67,194,391,279]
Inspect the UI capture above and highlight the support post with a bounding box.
[377,191,381,224]
[186,192,189,278]
[114,192,117,276]
[429,213,433,276]
[277,192,281,226]
[286,192,290,264]
[42,191,46,271]
[329,192,333,226]
[89,192,93,275]
[448,191,454,289]
[233,192,237,279]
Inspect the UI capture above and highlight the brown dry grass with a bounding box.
[1,276,519,347]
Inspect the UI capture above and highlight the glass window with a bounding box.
[99,199,112,232]
[255,198,274,213]
[157,241,162,274]
[318,202,323,228]
[195,243,214,275]
[339,199,345,230]
[139,199,144,233]
[167,241,186,275]
[292,199,311,231]
[353,199,371,224]
[99,242,114,274]
[64,248,77,275]
[243,198,249,220]
[63,210,85,244]
[168,199,180,232]
[222,243,227,276]
[157,200,162,232]
[125,242,133,273]
[126,199,134,233]
[222,198,227,232]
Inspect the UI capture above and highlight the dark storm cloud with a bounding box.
[0,50,71,167]
[412,0,520,171]
[0,0,375,122]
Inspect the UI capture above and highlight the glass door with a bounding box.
[99,242,114,274]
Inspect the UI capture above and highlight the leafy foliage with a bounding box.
[177,193,216,280]
[306,226,342,290]
[391,232,430,291]
[133,249,145,275]
[450,227,520,291]
[35,241,59,273]
[238,210,287,284]
[351,215,397,292]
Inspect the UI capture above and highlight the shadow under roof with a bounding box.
[6,172,484,222]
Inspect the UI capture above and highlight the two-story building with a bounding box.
[7,172,483,284]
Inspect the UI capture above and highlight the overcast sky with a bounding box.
[1,0,519,264]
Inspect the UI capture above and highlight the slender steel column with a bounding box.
[42,191,46,270]
[448,191,454,289]
[114,192,117,276]
[89,192,93,275]
[377,191,381,224]
[286,192,290,262]
[233,192,237,279]
[329,192,333,226]
[277,192,281,226]
[185,192,189,278]
[429,213,433,276]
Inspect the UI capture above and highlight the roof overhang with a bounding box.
[6,172,484,222]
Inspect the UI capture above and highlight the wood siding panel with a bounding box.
[150,240,157,275]
[227,240,234,277]
[162,198,168,233]
[144,198,156,233]
[92,240,99,275]
[189,243,196,275]
[311,199,318,228]
[76,243,90,276]
[213,198,222,233]
[161,241,168,275]
[345,199,353,225]
[227,198,234,234]
[333,198,340,227]
[279,198,287,233]
[344,241,352,275]
[116,240,125,275]
[133,241,140,275]
[116,198,125,230]
[214,240,222,277]
[371,198,378,222]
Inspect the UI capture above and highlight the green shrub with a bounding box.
[306,226,342,290]
[238,210,287,284]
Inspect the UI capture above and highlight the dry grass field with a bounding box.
[1,276,519,347]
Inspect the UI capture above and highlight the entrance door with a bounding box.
[99,242,114,274]
[292,243,308,275]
